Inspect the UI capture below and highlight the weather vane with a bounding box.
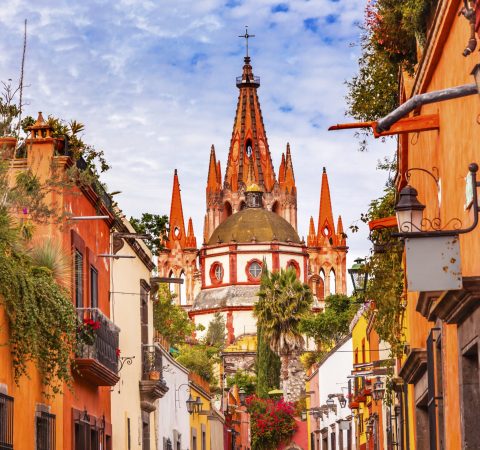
[239,26,255,58]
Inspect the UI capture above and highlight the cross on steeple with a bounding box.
[238,26,255,58]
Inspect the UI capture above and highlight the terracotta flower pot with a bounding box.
[149,370,160,381]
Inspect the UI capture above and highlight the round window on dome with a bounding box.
[248,261,262,280]
[210,262,224,285]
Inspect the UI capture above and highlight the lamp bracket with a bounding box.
[405,166,440,188]
[394,162,479,238]
[118,356,135,372]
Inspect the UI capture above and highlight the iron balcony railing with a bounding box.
[76,308,120,374]
[142,344,163,380]
[0,393,13,450]
[235,75,260,87]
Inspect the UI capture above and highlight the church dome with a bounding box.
[208,208,301,245]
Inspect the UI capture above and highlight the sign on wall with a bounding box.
[405,236,462,292]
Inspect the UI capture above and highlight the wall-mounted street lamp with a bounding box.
[186,393,196,415]
[328,393,347,408]
[394,163,479,238]
[348,258,369,298]
[392,163,480,292]
[372,377,385,403]
[238,388,246,406]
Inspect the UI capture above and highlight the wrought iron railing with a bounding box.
[141,344,163,380]
[236,75,260,87]
[76,308,120,374]
[0,393,13,450]
[36,411,56,450]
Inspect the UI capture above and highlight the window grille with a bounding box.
[75,250,84,307]
[0,393,13,450]
[36,411,56,450]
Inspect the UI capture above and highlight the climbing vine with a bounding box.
[0,217,77,396]
[347,0,439,131]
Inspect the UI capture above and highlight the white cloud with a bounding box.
[0,0,393,288]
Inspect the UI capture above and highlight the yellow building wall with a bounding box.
[189,382,212,450]
[351,312,370,449]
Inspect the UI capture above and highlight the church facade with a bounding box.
[158,54,348,349]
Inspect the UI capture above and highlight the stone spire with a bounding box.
[224,56,276,193]
[166,169,187,249]
[207,145,221,194]
[337,215,346,247]
[278,153,286,185]
[317,167,335,241]
[307,216,316,247]
[284,143,296,194]
[185,217,197,249]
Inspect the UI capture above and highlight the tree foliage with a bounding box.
[227,370,257,395]
[153,284,195,347]
[300,294,357,352]
[255,324,281,398]
[130,213,169,255]
[175,343,217,384]
[254,268,313,358]
[205,312,226,349]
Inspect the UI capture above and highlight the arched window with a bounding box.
[179,271,186,305]
[317,269,326,300]
[223,202,233,221]
[272,201,281,216]
[245,139,253,158]
[286,260,300,278]
[329,268,336,295]
[168,270,176,296]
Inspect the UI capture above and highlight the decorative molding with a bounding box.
[139,379,169,412]
[74,358,120,386]
[429,276,480,324]
[399,348,427,384]
[416,291,443,319]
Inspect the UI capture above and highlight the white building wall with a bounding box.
[236,252,272,282]
[279,253,304,278]
[111,222,155,449]
[156,349,190,450]
[317,337,356,450]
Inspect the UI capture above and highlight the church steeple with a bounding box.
[317,167,335,242]
[224,56,276,193]
[284,143,296,194]
[166,169,187,249]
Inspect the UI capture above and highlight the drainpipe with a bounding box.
[376,83,478,133]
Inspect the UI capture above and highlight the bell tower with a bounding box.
[203,51,298,241]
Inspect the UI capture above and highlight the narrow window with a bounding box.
[36,411,56,450]
[140,283,149,345]
[460,343,479,449]
[0,393,14,449]
[90,266,98,309]
[75,250,84,307]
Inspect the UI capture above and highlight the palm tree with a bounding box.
[254,267,313,402]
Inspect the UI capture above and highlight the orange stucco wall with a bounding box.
[399,2,480,449]
[1,134,114,448]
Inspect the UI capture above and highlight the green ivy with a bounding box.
[0,226,76,396]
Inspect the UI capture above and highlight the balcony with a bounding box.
[236,75,260,88]
[75,308,120,386]
[139,344,168,412]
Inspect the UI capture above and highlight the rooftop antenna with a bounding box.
[238,26,255,58]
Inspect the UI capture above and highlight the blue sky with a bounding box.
[0,0,393,279]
